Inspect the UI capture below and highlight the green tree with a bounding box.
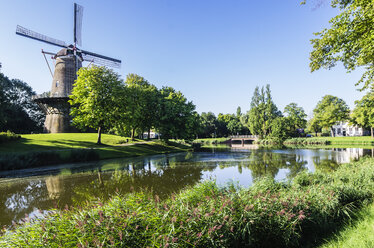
[0,73,44,133]
[312,95,350,137]
[268,117,292,140]
[156,86,198,140]
[309,0,374,89]
[216,113,231,137]
[306,117,321,136]
[245,84,281,138]
[284,103,307,136]
[199,112,217,138]
[351,91,374,137]
[69,66,123,144]
[123,74,159,140]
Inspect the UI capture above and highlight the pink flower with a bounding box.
[298,214,306,221]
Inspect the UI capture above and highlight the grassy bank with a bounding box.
[0,133,190,171]
[285,136,374,146]
[1,157,374,247]
[194,138,230,145]
[319,203,374,248]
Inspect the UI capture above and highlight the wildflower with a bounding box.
[230,226,234,232]
[171,216,177,223]
[298,214,306,221]
[197,232,202,238]
[119,231,123,241]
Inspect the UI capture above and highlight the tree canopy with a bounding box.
[0,73,44,133]
[309,0,374,89]
[351,91,374,137]
[69,66,123,144]
[284,103,307,136]
[155,86,199,140]
[310,95,350,136]
[245,85,282,138]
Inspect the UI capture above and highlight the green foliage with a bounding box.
[268,117,292,140]
[284,103,307,136]
[121,74,159,139]
[245,85,282,138]
[284,137,330,145]
[351,91,374,136]
[3,158,374,247]
[309,0,374,89]
[199,111,217,138]
[69,66,123,144]
[0,73,45,133]
[310,95,350,136]
[156,87,199,140]
[0,131,21,144]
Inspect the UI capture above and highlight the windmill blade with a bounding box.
[16,25,68,48]
[74,3,83,47]
[81,50,121,68]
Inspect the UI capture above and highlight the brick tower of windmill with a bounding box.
[16,3,121,133]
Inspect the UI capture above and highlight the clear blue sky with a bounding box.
[0,0,365,117]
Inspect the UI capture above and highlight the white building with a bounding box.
[142,131,160,139]
[331,121,368,136]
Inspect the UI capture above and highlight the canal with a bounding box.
[0,146,372,227]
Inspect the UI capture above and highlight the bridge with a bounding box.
[229,135,259,145]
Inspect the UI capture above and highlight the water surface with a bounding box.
[0,146,372,227]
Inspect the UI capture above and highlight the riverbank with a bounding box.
[285,136,374,146]
[194,136,374,147]
[1,157,374,247]
[0,133,191,171]
[318,203,374,248]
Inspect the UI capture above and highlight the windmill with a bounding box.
[16,3,121,133]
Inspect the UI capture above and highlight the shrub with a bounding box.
[0,131,21,144]
[284,138,329,145]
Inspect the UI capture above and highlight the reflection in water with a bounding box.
[0,147,372,227]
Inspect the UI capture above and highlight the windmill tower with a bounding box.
[16,3,121,133]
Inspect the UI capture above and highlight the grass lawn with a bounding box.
[194,137,230,144]
[319,203,374,248]
[0,133,139,153]
[0,133,191,169]
[314,136,374,145]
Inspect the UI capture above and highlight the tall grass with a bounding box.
[2,157,374,247]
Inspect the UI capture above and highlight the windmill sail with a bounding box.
[81,50,121,68]
[74,3,83,47]
[16,25,67,48]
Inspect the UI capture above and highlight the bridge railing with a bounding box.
[229,135,259,139]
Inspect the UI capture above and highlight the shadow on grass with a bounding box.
[0,138,109,154]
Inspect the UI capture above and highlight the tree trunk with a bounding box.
[371,127,373,138]
[148,129,151,140]
[131,128,136,141]
[97,126,102,144]
[330,127,334,137]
